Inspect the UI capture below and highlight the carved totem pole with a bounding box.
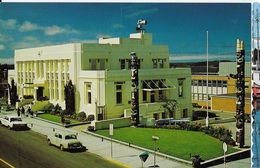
[130,52,140,126]
[235,39,245,148]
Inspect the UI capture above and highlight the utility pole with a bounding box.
[206,31,209,127]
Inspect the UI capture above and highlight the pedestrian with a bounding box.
[61,113,65,127]
[17,108,21,117]
[21,106,25,115]
[28,107,32,117]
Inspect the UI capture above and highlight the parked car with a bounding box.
[155,118,190,127]
[192,103,202,108]
[47,131,86,151]
[0,116,29,130]
[192,110,218,120]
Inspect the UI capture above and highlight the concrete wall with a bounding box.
[94,117,132,130]
[211,95,251,114]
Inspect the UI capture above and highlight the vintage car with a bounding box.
[0,116,29,130]
[47,131,86,151]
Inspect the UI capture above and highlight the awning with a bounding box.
[141,79,175,91]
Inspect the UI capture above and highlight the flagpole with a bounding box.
[206,31,209,127]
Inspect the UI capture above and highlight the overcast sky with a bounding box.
[0,2,251,64]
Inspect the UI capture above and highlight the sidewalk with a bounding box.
[21,116,190,168]
[1,110,251,168]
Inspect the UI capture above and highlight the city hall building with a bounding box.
[8,31,192,121]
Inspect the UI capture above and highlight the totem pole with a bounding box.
[130,52,140,126]
[235,39,245,148]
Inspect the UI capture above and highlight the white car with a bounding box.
[0,116,29,130]
[47,131,86,151]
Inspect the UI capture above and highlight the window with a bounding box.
[85,83,92,104]
[178,78,184,98]
[159,90,165,100]
[100,59,105,70]
[120,59,133,70]
[150,91,155,102]
[223,81,227,87]
[153,59,157,68]
[162,112,166,119]
[128,59,132,69]
[143,91,147,102]
[116,85,122,105]
[182,109,188,118]
[153,113,159,120]
[120,59,125,69]
[88,92,91,104]
[245,81,249,89]
[62,73,65,81]
[91,59,96,70]
[159,59,164,68]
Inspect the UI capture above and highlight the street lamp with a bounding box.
[152,136,159,167]
[95,98,98,121]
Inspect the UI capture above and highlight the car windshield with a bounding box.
[10,117,22,122]
[65,134,77,140]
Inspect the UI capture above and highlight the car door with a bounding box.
[56,134,63,147]
[52,133,60,146]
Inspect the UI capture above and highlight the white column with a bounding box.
[58,60,62,101]
[34,87,38,100]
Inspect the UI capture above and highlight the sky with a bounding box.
[253,2,260,50]
[0,2,251,64]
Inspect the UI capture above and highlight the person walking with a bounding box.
[21,106,25,115]
[17,108,21,117]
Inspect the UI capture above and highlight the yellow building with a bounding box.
[191,62,251,114]
[9,31,192,121]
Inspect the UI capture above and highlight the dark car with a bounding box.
[192,103,202,108]
[192,110,218,121]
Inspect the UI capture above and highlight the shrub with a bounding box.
[77,112,87,121]
[37,96,49,101]
[42,103,54,112]
[23,95,33,99]
[152,123,235,146]
[87,114,95,121]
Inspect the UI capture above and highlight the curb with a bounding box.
[105,158,131,168]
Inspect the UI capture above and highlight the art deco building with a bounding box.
[8,31,192,121]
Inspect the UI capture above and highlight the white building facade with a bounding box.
[9,32,192,120]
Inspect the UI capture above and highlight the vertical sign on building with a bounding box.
[130,52,140,126]
[235,39,245,148]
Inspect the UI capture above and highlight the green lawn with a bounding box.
[37,114,81,124]
[96,127,239,161]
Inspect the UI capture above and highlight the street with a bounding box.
[0,125,123,168]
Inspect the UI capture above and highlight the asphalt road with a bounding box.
[0,126,123,168]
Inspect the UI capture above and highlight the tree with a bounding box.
[64,80,75,115]
[161,97,178,118]
[8,79,18,106]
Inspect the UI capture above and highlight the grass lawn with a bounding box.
[37,114,82,124]
[96,127,239,161]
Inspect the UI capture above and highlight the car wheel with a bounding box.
[47,140,51,146]
[60,145,64,151]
